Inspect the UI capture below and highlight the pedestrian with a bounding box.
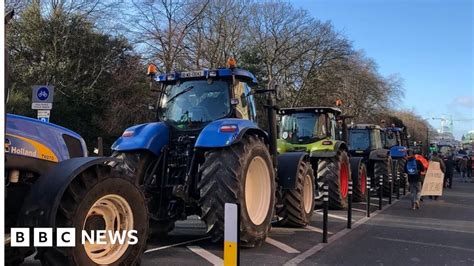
[460,156,468,182]
[444,155,455,188]
[467,155,473,181]
[415,152,429,201]
[429,152,446,200]
[405,153,425,210]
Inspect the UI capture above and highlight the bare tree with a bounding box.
[186,0,250,69]
[129,0,209,72]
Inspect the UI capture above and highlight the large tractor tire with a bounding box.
[198,135,275,247]
[39,166,148,265]
[112,151,176,238]
[374,158,393,196]
[396,158,407,188]
[351,159,368,202]
[317,150,351,210]
[277,160,315,227]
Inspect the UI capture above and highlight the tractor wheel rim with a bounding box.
[245,156,271,225]
[83,194,133,265]
[360,167,367,195]
[340,161,349,198]
[303,174,313,214]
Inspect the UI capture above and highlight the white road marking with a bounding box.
[370,197,389,202]
[358,202,379,207]
[145,236,211,253]
[284,199,401,265]
[306,225,333,234]
[352,208,367,213]
[187,245,223,265]
[313,211,355,222]
[266,237,300,254]
[374,237,474,252]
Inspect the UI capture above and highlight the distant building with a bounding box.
[461,130,474,152]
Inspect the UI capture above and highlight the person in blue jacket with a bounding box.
[405,152,425,210]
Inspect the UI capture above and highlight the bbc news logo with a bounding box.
[11,228,138,247]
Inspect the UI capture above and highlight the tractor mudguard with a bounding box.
[310,141,347,158]
[277,152,307,189]
[111,122,169,156]
[369,149,390,161]
[18,157,114,228]
[195,118,268,148]
[389,146,407,159]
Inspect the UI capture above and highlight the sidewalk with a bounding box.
[303,173,474,266]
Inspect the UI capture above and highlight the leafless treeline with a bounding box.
[125,0,404,121]
[6,0,436,146]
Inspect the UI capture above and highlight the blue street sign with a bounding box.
[39,117,49,123]
[37,87,49,101]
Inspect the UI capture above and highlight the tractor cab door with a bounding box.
[232,81,257,121]
[371,129,383,150]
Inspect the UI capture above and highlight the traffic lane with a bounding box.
[302,176,474,266]
[142,197,389,265]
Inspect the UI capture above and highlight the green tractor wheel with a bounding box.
[112,151,176,238]
[317,150,351,210]
[38,167,148,265]
[277,160,315,227]
[198,135,275,247]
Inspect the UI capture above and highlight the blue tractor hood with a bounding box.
[390,146,407,158]
[112,122,169,156]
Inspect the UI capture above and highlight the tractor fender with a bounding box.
[19,157,115,228]
[111,122,169,156]
[369,149,390,161]
[389,146,407,159]
[277,152,308,189]
[195,119,268,148]
[310,141,347,158]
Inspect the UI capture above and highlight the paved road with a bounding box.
[141,188,400,265]
[300,174,474,266]
[22,174,473,265]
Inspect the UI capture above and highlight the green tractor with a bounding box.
[277,107,351,210]
[347,124,393,198]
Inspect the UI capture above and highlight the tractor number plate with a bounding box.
[181,71,205,78]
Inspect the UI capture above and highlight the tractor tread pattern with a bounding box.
[317,150,350,210]
[352,162,367,202]
[37,166,147,266]
[198,135,274,247]
[277,161,314,227]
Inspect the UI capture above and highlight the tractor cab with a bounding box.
[278,107,341,148]
[347,124,383,157]
[382,127,409,158]
[155,68,258,132]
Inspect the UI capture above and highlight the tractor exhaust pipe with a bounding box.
[266,82,278,168]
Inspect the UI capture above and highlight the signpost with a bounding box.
[32,85,54,123]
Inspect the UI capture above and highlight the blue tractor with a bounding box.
[111,62,313,246]
[347,124,393,198]
[5,11,147,265]
[382,127,410,186]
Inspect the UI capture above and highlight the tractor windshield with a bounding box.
[160,80,230,130]
[280,112,327,144]
[349,129,370,150]
[384,131,400,148]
